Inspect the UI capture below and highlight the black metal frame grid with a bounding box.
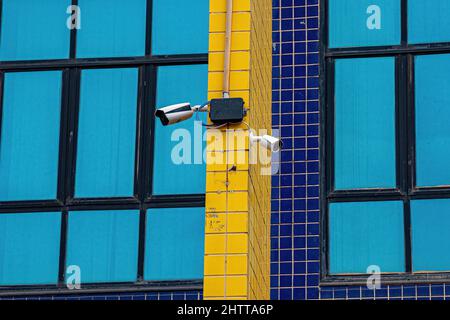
[320,0,450,286]
[0,0,207,296]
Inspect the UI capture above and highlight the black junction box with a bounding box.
[209,98,245,124]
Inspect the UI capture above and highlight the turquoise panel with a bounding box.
[66,210,140,283]
[329,201,405,274]
[411,199,450,272]
[329,0,400,48]
[334,57,396,190]
[415,54,450,187]
[0,212,61,285]
[152,0,209,55]
[75,68,138,198]
[76,0,146,58]
[144,207,205,281]
[408,1,450,44]
[0,71,61,201]
[0,0,70,61]
[152,65,207,195]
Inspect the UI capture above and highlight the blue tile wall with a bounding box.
[271,0,450,300]
[0,291,202,301]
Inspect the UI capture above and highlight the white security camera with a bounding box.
[250,133,283,152]
[155,102,208,126]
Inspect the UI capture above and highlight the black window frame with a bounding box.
[0,0,207,297]
[320,0,450,286]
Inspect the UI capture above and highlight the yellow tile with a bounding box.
[205,234,226,254]
[205,297,226,300]
[231,32,250,51]
[227,234,248,254]
[204,276,225,297]
[232,12,251,31]
[206,172,227,192]
[209,33,225,52]
[229,90,250,105]
[206,192,227,213]
[226,276,248,297]
[205,213,227,234]
[208,72,224,92]
[206,151,227,171]
[209,13,251,33]
[208,52,250,72]
[208,91,223,101]
[208,52,225,72]
[210,0,226,13]
[228,171,248,191]
[209,13,226,33]
[227,255,248,275]
[234,0,251,11]
[231,51,250,70]
[210,0,251,12]
[227,150,249,171]
[210,31,250,52]
[228,192,248,212]
[230,71,250,91]
[226,129,249,150]
[227,213,248,233]
[206,129,227,152]
[204,255,226,276]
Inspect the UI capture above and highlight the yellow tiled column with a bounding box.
[204,0,272,300]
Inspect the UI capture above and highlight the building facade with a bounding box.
[2,0,450,301]
[271,0,450,300]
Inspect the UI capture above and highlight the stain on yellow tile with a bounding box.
[205,213,227,234]
[227,150,249,171]
[206,172,227,192]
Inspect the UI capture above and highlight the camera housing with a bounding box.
[250,133,283,152]
[155,102,194,126]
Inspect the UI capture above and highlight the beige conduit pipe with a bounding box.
[223,0,233,98]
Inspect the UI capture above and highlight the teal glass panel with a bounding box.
[0,71,62,201]
[329,0,400,48]
[415,54,450,187]
[152,65,207,195]
[144,207,205,281]
[0,212,61,285]
[334,57,396,190]
[76,0,146,58]
[75,68,138,198]
[408,1,450,44]
[66,210,140,283]
[329,201,405,274]
[411,199,450,272]
[152,0,209,55]
[0,0,71,61]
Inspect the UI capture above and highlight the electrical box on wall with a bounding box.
[209,98,245,124]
